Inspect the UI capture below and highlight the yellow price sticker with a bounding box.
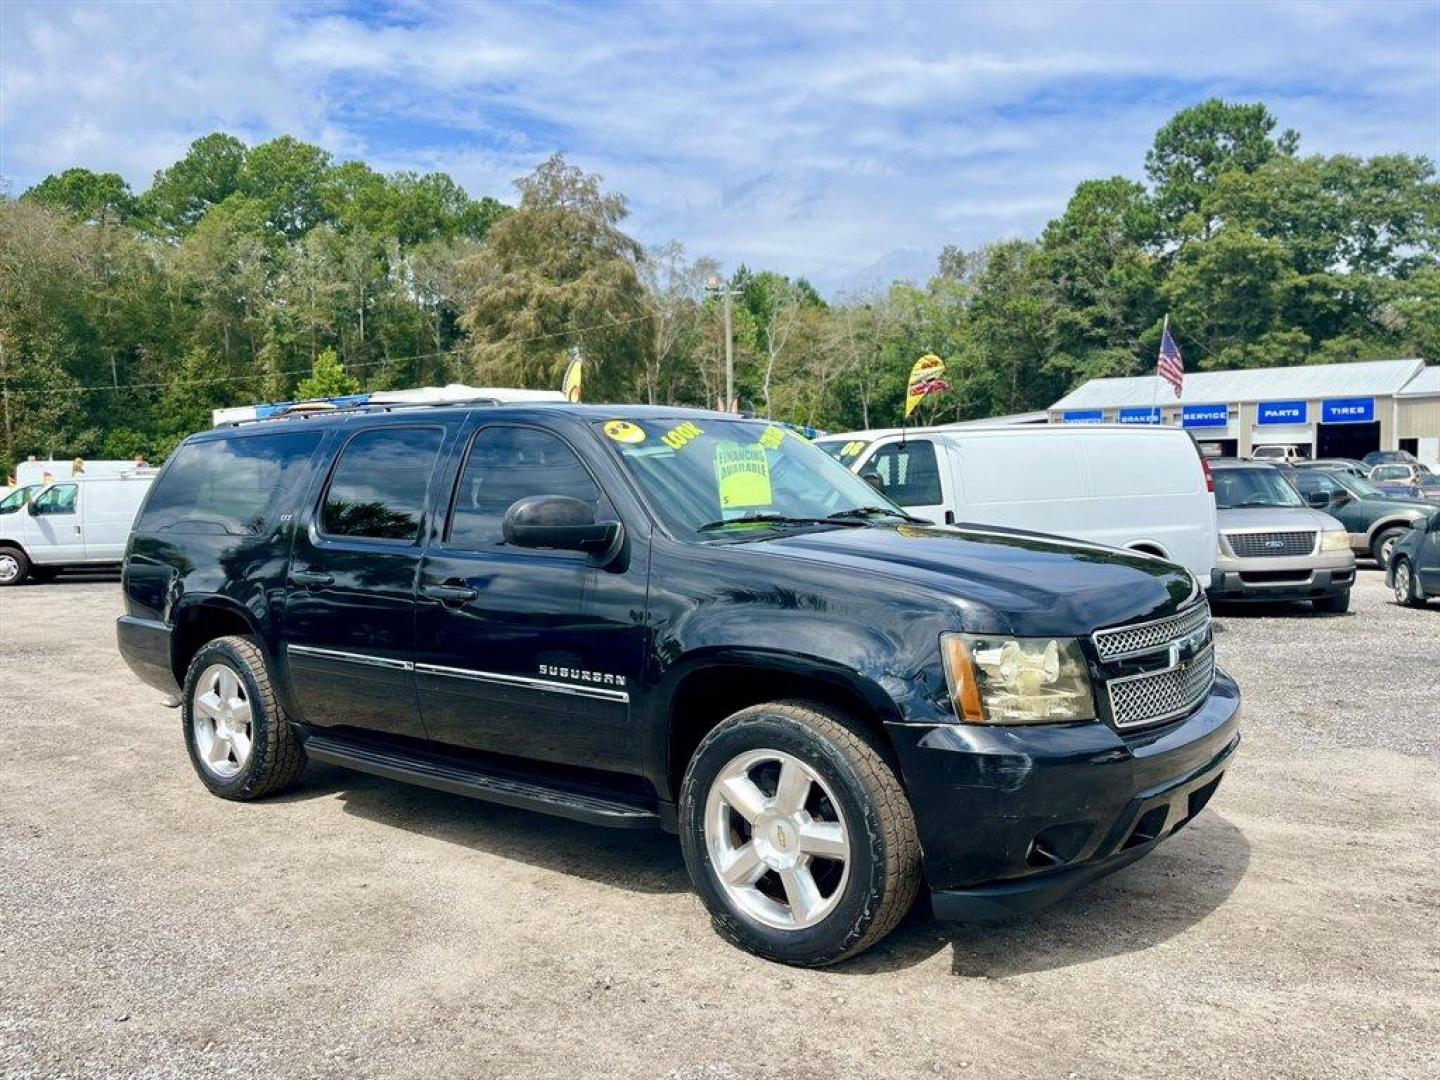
[715,443,773,510]
[661,421,704,450]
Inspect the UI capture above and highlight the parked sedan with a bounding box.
[1291,468,1439,568]
[1209,461,1353,612]
[1387,513,1440,607]
[1367,463,1440,502]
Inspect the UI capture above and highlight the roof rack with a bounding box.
[215,396,509,429]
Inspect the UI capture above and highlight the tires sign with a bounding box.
[1321,398,1376,424]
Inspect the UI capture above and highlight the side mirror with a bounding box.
[859,469,885,493]
[1304,491,1329,509]
[502,495,622,559]
[1328,491,1353,509]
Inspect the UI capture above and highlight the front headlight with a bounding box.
[1320,530,1350,553]
[940,633,1096,725]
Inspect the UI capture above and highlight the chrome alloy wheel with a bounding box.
[0,553,19,583]
[1394,562,1412,605]
[704,749,851,931]
[192,663,254,780]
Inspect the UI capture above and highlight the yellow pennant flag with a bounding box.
[904,353,947,418]
[562,355,583,402]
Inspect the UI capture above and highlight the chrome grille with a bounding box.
[1108,645,1216,729]
[1092,602,1210,662]
[1225,530,1316,558]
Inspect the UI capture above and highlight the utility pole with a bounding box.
[0,331,12,468]
[706,274,742,412]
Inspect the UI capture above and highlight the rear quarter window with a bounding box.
[137,432,322,535]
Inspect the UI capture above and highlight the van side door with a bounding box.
[856,438,950,524]
[282,421,454,741]
[412,420,649,775]
[25,483,84,563]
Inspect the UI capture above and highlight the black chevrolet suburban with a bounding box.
[117,404,1240,966]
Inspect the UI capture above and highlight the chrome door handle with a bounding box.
[423,582,478,605]
[290,569,334,588]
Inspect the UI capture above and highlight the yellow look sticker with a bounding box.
[603,420,646,444]
[758,425,786,450]
[661,421,704,450]
[715,443,773,510]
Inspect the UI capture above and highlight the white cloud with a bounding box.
[2,0,1436,288]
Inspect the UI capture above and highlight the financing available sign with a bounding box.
[1257,400,1308,425]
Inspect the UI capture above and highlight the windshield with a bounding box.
[0,485,38,514]
[596,417,907,540]
[1214,468,1304,509]
[816,438,873,467]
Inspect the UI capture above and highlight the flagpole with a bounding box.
[1153,313,1169,421]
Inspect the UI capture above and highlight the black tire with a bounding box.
[1392,558,1424,608]
[678,700,920,967]
[1313,590,1350,614]
[1372,527,1405,569]
[0,546,31,587]
[182,635,306,800]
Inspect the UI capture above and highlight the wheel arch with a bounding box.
[170,596,265,684]
[661,649,903,802]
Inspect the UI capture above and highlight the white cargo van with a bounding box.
[0,472,156,585]
[817,425,1218,586]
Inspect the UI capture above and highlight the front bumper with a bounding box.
[1207,566,1353,601]
[888,670,1241,921]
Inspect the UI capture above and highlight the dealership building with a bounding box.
[1047,358,1440,465]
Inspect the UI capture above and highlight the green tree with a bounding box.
[240,136,334,240]
[295,348,359,400]
[23,168,136,225]
[1146,99,1297,234]
[457,154,649,400]
[140,132,248,237]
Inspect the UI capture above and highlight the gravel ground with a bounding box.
[2,570,1437,1080]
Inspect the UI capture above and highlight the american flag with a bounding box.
[1157,323,1184,397]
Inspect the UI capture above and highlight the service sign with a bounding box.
[1257,400,1308,425]
[1182,404,1228,428]
[1118,408,1162,425]
[1061,410,1105,424]
[1321,397,1375,425]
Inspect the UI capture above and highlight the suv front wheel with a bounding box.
[182,636,306,800]
[679,701,920,966]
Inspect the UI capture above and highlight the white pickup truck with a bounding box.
[0,472,155,586]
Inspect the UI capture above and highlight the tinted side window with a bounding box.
[138,433,322,535]
[322,427,444,542]
[448,426,605,548]
[867,440,943,507]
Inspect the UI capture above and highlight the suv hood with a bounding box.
[1217,506,1340,532]
[756,523,1198,636]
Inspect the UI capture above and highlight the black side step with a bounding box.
[303,734,662,830]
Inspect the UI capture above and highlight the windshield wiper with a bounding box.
[697,513,864,533]
[826,506,929,525]
[1224,500,1289,509]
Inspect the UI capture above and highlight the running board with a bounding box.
[303,733,662,830]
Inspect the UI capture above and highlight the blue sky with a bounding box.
[2,0,1437,292]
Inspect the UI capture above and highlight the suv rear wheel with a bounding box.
[679,701,920,966]
[182,636,306,800]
